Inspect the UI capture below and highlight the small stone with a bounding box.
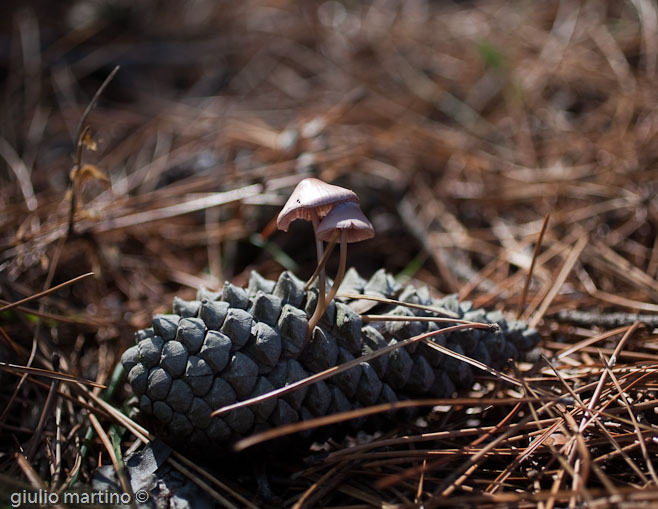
[502,340,517,362]
[438,294,461,317]
[266,361,287,389]
[520,328,540,351]
[169,413,193,436]
[385,306,424,353]
[483,332,506,361]
[220,309,252,350]
[199,330,232,373]
[356,362,383,405]
[361,326,389,379]
[189,397,213,429]
[332,347,361,398]
[277,305,307,358]
[303,380,331,417]
[167,379,194,413]
[249,377,277,423]
[221,282,249,309]
[190,429,210,449]
[184,356,214,396]
[463,309,487,346]
[173,297,200,318]
[139,395,152,414]
[248,271,276,298]
[199,300,230,330]
[224,407,254,434]
[152,314,180,341]
[377,383,398,419]
[304,289,336,328]
[175,318,206,354]
[160,341,188,378]
[416,286,433,306]
[138,336,165,369]
[457,330,479,356]
[297,406,315,440]
[398,286,422,307]
[429,370,456,398]
[363,269,401,298]
[249,291,283,327]
[328,385,351,415]
[486,310,507,329]
[334,302,362,354]
[337,267,366,296]
[135,327,154,342]
[197,286,220,302]
[206,417,231,441]
[459,300,474,314]
[278,359,309,410]
[204,377,237,409]
[128,364,148,395]
[270,399,298,426]
[444,343,473,389]
[273,271,306,308]
[377,383,398,408]
[247,322,281,374]
[472,340,491,366]
[417,323,446,367]
[384,340,413,390]
[152,401,173,424]
[222,353,259,399]
[121,345,139,373]
[405,355,435,394]
[301,327,338,373]
[147,367,172,401]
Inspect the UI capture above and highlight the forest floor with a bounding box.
[1,1,658,507]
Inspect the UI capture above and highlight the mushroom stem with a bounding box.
[311,211,326,323]
[305,230,346,340]
[322,231,347,307]
[304,239,337,290]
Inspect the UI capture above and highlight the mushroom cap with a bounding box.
[277,178,359,231]
[315,201,375,243]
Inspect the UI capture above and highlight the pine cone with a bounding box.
[121,268,540,452]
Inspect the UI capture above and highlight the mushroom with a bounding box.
[305,200,375,338]
[277,178,359,327]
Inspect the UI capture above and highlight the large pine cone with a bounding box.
[121,269,539,452]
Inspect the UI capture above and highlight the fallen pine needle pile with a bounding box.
[1,1,657,507]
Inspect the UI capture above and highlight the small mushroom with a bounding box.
[277,178,359,332]
[306,201,374,338]
[276,178,359,232]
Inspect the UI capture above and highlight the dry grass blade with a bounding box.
[92,183,263,232]
[598,351,658,485]
[527,235,588,327]
[338,293,461,318]
[212,321,493,417]
[15,453,66,509]
[0,272,94,313]
[87,411,135,508]
[0,362,106,388]
[74,384,257,509]
[517,213,550,319]
[3,1,658,506]
[234,396,554,452]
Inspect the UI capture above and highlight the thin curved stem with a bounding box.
[304,240,337,290]
[323,231,346,306]
[311,212,325,324]
[305,231,346,341]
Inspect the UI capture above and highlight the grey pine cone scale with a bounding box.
[122,268,540,451]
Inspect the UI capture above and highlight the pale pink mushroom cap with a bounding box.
[277,178,359,231]
[315,201,375,243]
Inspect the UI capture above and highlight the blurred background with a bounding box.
[1,0,658,493]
